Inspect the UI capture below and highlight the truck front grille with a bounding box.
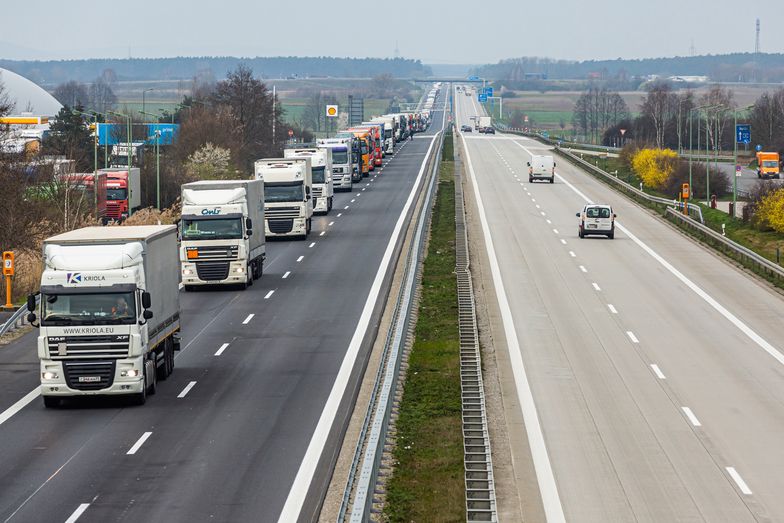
[48,335,130,360]
[63,360,116,391]
[268,219,294,234]
[106,202,122,219]
[312,187,323,197]
[265,207,300,220]
[188,245,238,260]
[196,261,230,281]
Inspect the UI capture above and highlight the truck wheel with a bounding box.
[157,338,174,381]
[247,267,253,287]
[307,219,312,234]
[328,197,333,211]
[529,177,533,183]
[608,230,615,240]
[184,285,195,292]
[43,396,60,408]
[550,177,554,184]
[132,375,147,406]
[146,359,157,396]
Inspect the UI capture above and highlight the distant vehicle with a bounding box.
[479,116,491,132]
[528,155,555,183]
[460,125,472,132]
[577,204,616,239]
[756,151,781,179]
[483,127,495,134]
[99,168,141,221]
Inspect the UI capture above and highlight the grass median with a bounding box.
[384,133,464,522]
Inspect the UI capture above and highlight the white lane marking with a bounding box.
[607,304,618,314]
[344,205,349,210]
[177,381,197,398]
[569,251,576,258]
[278,132,442,523]
[320,231,325,237]
[681,407,702,427]
[308,242,316,248]
[552,229,559,235]
[356,193,361,197]
[560,239,567,245]
[242,313,255,324]
[579,265,587,273]
[726,467,753,495]
[64,503,90,523]
[651,364,667,379]
[627,331,640,343]
[545,218,550,222]
[460,134,565,522]
[328,221,334,226]
[0,388,40,428]
[513,138,784,371]
[532,198,536,202]
[351,199,355,203]
[592,282,601,291]
[536,204,541,209]
[264,290,275,299]
[214,343,230,356]
[297,255,304,262]
[282,272,291,279]
[337,213,342,217]
[126,432,152,455]
[362,188,366,191]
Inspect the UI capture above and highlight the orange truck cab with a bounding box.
[347,128,376,171]
[756,152,781,179]
[350,125,382,167]
[339,130,372,176]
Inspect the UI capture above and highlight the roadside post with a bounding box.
[681,183,690,216]
[3,251,14,309]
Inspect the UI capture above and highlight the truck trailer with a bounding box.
[29,225,181,407]
[180,180,265,290]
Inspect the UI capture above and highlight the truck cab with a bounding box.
[317,137,355,190]
[99,168,141,222]
[255,158,314,239]
[284,147,334,213]
[756,152,781,179]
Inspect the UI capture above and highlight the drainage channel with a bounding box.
[454,132,498,522]
[337,128,444,522]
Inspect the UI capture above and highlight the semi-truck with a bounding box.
[179,180,265,290]
[254,158,314,239]
[756,151,781,179]
[284,147,334,213]
[28,225,181,407]
[479,116,492,132]
[317,137,357,190]
[99,168,141,222]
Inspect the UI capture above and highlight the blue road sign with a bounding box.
[756,144,763,152]
[468,75,479,81]
[478,94,488,103]
[736,124,751,144]
[484,87,494,97]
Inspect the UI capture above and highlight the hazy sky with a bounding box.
[1,0,781,64]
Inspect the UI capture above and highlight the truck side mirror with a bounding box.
[143,309,153,320]
[245,217,253,230]
[553,162,557,167]
[27,294,36,312]
[527,162,531,166]
[306,186,311,196]
[575,213,580,217]
[141,291,152,309]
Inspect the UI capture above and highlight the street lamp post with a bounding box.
[108,110,132,171]
[141,110,162,209]
[732,104,755,218]
[142,88,154,120]
[72,109,99,215]
[689,104,719,202]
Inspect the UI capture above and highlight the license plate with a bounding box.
[78,376,101,383]
[587,224,597,228]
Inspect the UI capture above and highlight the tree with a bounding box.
[88,76,117,113]
[572,86,629,144]
[748,89,784,151]
[53,81,89,108]
[755,188,784,233]
[698,85,735,152]
[42,106,97,171]
[640,81,677,149]
[632,148,678,189]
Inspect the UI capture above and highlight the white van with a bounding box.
[577,204,616,239]
[528,155,555,183]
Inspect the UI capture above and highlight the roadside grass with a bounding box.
[384,134,464,522]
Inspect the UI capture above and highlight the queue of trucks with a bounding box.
[26,85,441,406]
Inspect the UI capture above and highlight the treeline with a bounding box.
[474,53,784,84]
[0,56,432,85]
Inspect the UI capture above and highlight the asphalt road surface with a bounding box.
[457,85,784,522]
[0,92,446,523]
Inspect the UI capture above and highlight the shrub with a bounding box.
[662,161,730,199]
[744,181,781,225]
[632,148,678,189]
[755,188,784,233]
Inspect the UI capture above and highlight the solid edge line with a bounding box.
[126,431,152,455]
[726,466,753,495]
[0,388,41,427]
[462,133,566,522]
[276,131,441,523]
[64,503,90,523]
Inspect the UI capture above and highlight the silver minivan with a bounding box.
[528,155,555,183]
[577,204,616,239]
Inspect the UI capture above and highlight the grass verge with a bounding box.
[384,134,465,522]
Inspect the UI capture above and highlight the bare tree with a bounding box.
[53,81,89,108]
[88,76,117,113]
[640,81,678,149]
[572,86,629,144]
[699,85,735,152]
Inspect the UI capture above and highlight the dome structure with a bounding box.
[0,67,63,116]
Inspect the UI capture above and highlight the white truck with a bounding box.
[528,155,556,183]
[179,180,265,290]
[317,137,355,190]
[28,225,181,407]
[371,116,396,154]
[284,147,334,213]
[479,116,492,132]
[254,158,314,239]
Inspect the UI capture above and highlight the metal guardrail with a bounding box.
[337,128,445,522]
[664,208,784,283]
[0,296,37,338]
[454,133,498,522]
[554,147,705,224]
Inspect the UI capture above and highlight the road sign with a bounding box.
[542,131,550,139]
[468,75,479,81]
[756,144,763,152]
[2,252,13,276]
[484,87,494,97]
[736,124,751,144]
[478,94,487,103]
[736,165,742,177]
[325,105,338,118]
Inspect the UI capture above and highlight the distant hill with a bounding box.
[0,56,433,86]
[474,53,784,83]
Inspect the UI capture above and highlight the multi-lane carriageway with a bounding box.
[457,85,784,522]
[0,95,447,522]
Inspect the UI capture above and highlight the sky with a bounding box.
[1,0,781,64]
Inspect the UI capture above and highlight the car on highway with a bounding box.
[577,204,616,239]
[482,127,495,134]
[461,125,472,132]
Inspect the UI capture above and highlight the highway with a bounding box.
[0,94,446,523]
[457,86,784,522]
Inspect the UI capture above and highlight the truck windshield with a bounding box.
[42,292,136,325]
[265,184,304,203]
[107,188,127,201]
[312,166,326,184]
[332,149,348,164]
[762,161,779,168]
[182,217,243,240]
